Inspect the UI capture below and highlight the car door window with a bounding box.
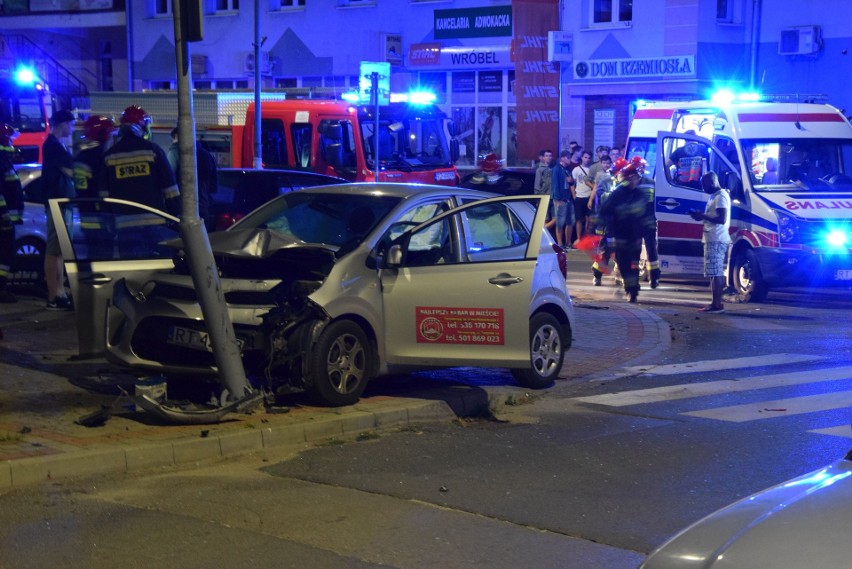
[59,200,179,262]
[663,135,709,191]
[463,202,530,261]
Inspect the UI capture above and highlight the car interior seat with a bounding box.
[762,157,778,184]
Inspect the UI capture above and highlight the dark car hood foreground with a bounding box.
[642,457,852,568]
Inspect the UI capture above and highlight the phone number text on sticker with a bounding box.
[416,306,504,344]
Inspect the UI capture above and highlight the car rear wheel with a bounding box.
[511,312,565,389]
[307,320,372,406]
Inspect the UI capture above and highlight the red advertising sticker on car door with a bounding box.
[416,306,504,345]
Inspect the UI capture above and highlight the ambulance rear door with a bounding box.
[654,131,740,278]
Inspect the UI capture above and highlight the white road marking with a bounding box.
[621,354,826,376]
[809,425,852,439]
[575,365,852,407]
[683,390,852,422]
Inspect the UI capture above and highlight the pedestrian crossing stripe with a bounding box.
[810,426,852,439]
[620,353,826,377]
[684,390,852,423]
[575,365,852,407]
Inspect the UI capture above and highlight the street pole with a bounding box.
[172,0,254,407]
[372,71,379,182]
[253,0,263,169]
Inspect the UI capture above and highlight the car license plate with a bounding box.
[835,270,852,280]
[167,325,244,352]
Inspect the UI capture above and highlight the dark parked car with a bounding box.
[9,166,345,286]
[210,168,345,230]
[459,153,536,197]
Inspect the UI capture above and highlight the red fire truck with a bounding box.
[0,65,51,163]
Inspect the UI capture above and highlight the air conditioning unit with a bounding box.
[244,51,272,74]
[778,26,821,55]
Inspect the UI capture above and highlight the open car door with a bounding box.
[379,195,550,368]
[654,131,740,277]
[47,197,180,357]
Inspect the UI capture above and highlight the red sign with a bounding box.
[408,43,442,66]
[416,307,505,345]
[512,0,559,162]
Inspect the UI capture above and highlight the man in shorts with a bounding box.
[690,171,731,313]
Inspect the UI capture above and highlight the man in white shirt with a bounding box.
[689,172,731,313]
[572,150,593,242]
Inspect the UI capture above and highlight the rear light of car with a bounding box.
[553,243,567,279]
[215,212,244,231]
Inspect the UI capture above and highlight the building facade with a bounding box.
[1,0,850,169]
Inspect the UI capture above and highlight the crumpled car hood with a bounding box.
[167,228,339,279]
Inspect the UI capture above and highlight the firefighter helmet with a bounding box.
[0,124,19,147]
[615,156,646,177]
[82,115,116,144]
[120,105,152,138]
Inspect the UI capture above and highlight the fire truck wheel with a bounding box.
[307,320,372,407]
[732,248,768,303]
[511,312,565,389]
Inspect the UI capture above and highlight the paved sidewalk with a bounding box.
[0,287,669,488]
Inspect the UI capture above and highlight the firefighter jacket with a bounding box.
[598,182,647,244]
[99,133,179,221]
[0,148,22,223]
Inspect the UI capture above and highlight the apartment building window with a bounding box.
[277,0,305,8]
[216,0,239,12]
[153,0,172,16]
[338,0,376,7]
[591,0,632,26]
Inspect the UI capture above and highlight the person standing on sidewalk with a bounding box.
[42,109,76,311]
[690,171,731,313]
[0,124,23,303]
[550,149,575,249]
[533,149,555,232]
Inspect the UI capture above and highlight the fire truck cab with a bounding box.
[240,99,460,185]
[627,95,852,301]
[0,65,51,163]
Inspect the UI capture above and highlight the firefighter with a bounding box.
[598,156,648,303]
[73,115,116,258]
[638,160,661,288]
[98,105,179,257]
[0,124,23,303]
[589,155,622,286]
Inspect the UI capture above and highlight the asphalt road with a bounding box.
[1,262,851,568]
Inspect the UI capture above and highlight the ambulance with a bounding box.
[626,94,852,301]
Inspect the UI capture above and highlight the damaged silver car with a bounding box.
[50,184,574,406]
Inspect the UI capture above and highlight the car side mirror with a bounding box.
[386,244,403,267]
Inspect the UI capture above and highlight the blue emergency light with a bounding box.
[824,228,850,250]
[14,66,37,85]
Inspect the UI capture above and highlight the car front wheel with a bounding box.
[732,248,768,302]
[307,320,372,406]
[511,312,565,389]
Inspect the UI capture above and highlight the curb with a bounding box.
[2,398,456,488]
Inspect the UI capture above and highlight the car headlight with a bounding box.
[776,211,797,243]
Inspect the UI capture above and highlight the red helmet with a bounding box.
[120,105,151,137]
[0,123,19,147]
[614,156,647,177]
[82,115,116,144]
[478,153,504,173]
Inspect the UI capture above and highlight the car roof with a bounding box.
[218,167,345,183]
[293,182,501,200]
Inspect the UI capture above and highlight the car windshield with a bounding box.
[359,115,450,170]
[233,192,401,248]
[744,139,852,191]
